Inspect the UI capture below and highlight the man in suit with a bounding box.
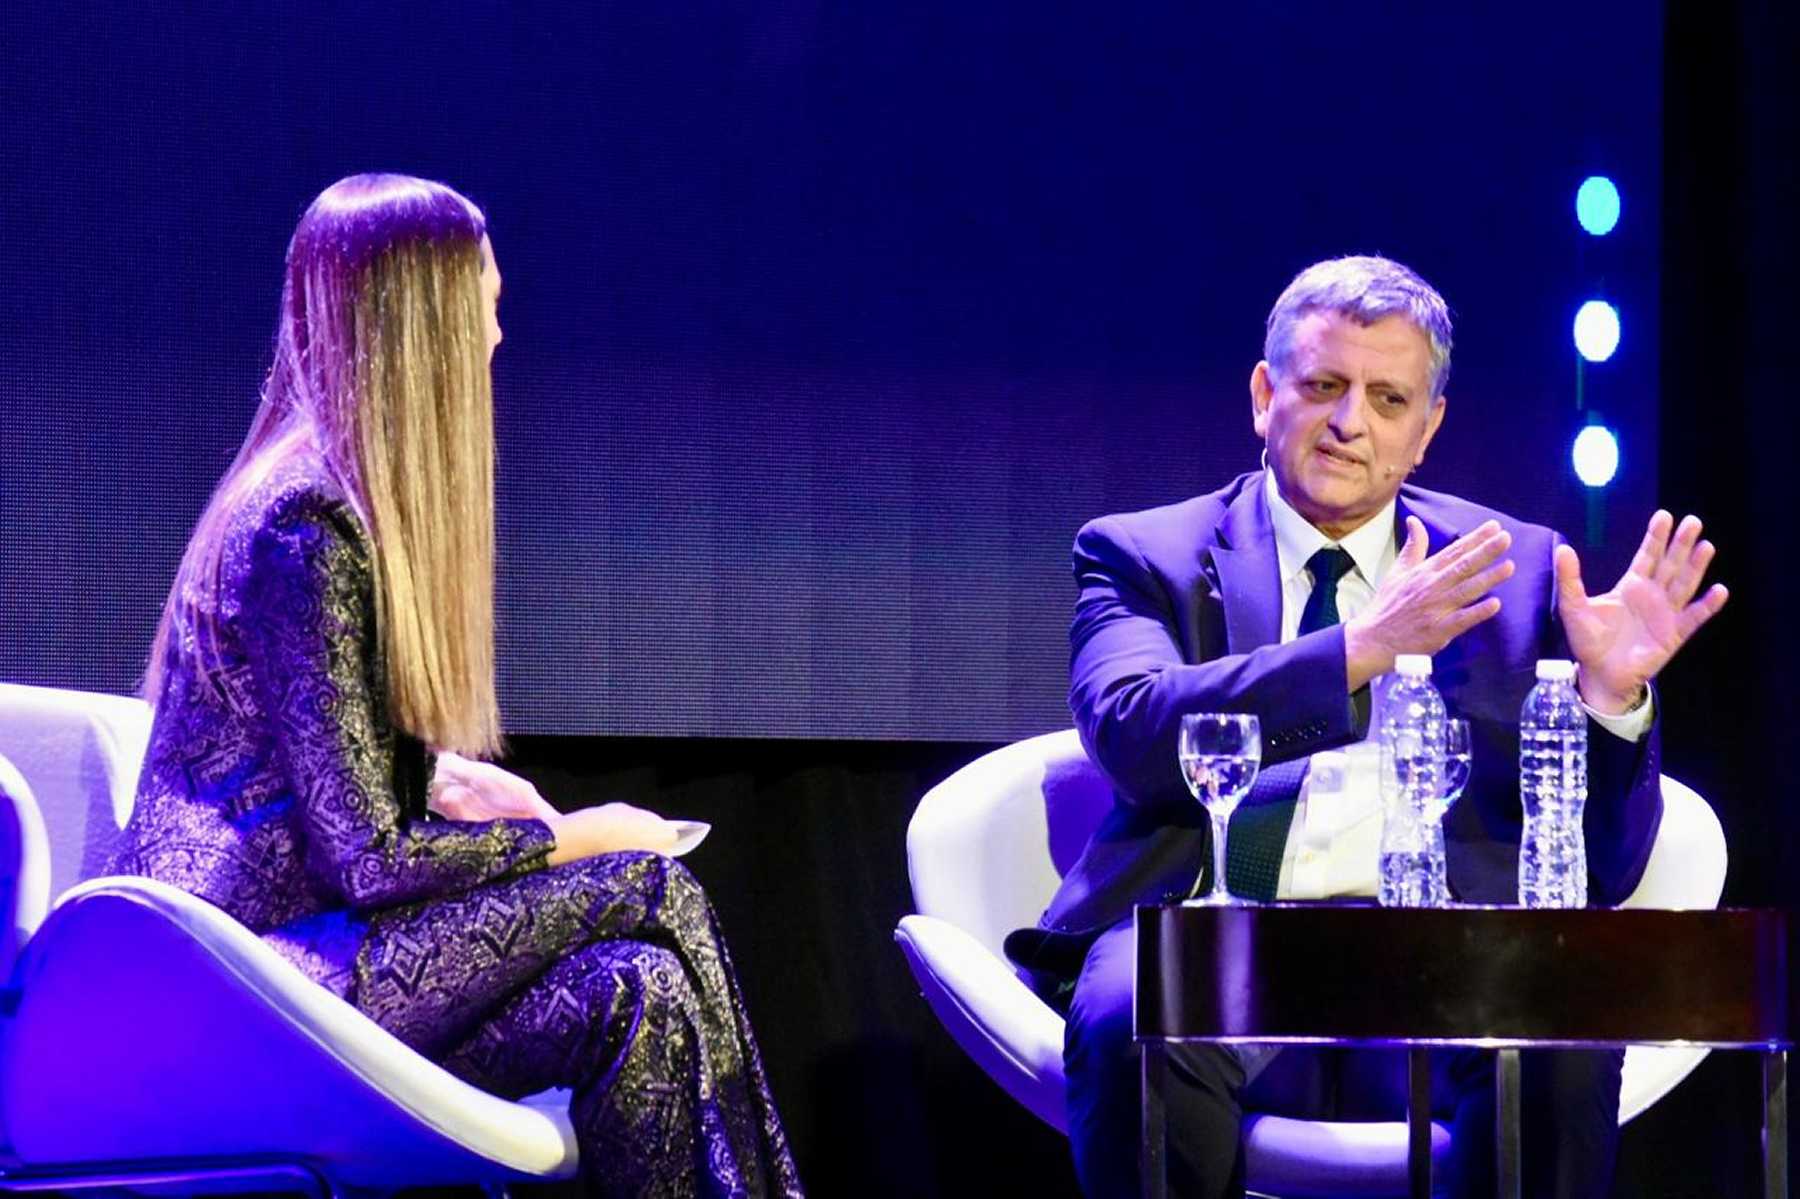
[1007,256,1728,1198]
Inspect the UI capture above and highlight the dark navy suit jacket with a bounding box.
[1015,471,1664,969]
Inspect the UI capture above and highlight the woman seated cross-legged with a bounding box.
[112,172,804,1199]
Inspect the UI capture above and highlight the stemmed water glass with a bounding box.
[1436,718,1472,819]
[1177,713,1262,906]
[1420,718,1471,907]
[1378,717,1471,908]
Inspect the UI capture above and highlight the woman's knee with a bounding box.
[549,849,701,911]
[575,849,706,903]
[637,853,719,934]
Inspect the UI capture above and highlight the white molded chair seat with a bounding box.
[0,682,579,1194]
[9,875,577,1186]
[896,728,1727,1198]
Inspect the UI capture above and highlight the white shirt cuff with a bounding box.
[1583,687,1655,743]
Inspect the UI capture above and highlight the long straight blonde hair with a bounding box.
[147,174,503,756]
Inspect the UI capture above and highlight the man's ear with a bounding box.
[1250,361,1274,439]
[1415,393,1448,464]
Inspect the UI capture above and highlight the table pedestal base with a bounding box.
[1768,1051,1788,1199]
[1140,1040,1166,1199]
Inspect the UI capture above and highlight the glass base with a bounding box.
[1184,889,1243,907]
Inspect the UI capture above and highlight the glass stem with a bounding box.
[1209,805,1231,902]
[1427,815,1448,907]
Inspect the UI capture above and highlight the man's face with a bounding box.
[1250,310,1446,539]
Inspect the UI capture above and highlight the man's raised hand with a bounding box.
[1556,510,1729,714]
[1343,517,1515,690]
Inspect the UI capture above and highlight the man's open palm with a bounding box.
[1555,510,1728,712]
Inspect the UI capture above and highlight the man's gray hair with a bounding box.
[1263,255,1454,398]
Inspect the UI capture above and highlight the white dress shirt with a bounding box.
[1259,471,1654,899]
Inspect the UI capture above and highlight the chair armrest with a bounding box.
[1622,778,1727,911]
[1613,777,1726,1123]
[5,877,578,1186]
[0,752,50,968]
[895,914,1068,1132]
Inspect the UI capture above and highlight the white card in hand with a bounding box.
[667,820,711,857]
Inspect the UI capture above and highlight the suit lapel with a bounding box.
[1206,481,1482,662]
[1210,474,1282,655]
[1395,488,1464,560]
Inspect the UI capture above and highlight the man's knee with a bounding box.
[1066,979,1132,1078]
[1065,926,1137,1092]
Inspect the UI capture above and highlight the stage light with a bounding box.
[1572,425,1620,487]
[1576,176,1620,236]
[1573,300,1620,362]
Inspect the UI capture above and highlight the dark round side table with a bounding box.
[1135,903,1790,1199]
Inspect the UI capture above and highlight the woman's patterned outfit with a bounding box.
[113,456,802,1198]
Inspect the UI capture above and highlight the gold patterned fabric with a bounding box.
[114,455,803,1197]
[359,851,802,1197]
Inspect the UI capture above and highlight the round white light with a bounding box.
[1572,425,1620,487]
[1573,301,1621,363]
[1576,176,1621,236]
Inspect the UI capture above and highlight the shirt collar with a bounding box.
[1262,469,1397,587]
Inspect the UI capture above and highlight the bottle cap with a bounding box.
[1535,658,1577,681]
[1395,653,1432,678]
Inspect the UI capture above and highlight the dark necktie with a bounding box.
[1297,546,1356,636]
[1224,546,1360,901]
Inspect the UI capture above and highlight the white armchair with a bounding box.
[894,729,1727,1198]
[0,682,580,1196]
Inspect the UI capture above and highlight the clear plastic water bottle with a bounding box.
[1378,654,1448,907]
[1518,659,1588,908]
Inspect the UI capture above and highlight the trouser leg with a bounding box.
[441,938,711,1198]
[1524,1048,1623,1198]
[353,852,802,1198]
[1064,920,1250,1199]
[1305,1045,1620,1199]
[355,852,722,1054]
[1425,1048,1623,1199]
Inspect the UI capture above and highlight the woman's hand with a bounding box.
[546,803,682,865]
[429,751,562,823]
[430,754,680,863]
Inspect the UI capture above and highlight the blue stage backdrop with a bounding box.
[1,3,1661,740]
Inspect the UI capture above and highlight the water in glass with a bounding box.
[1177,712,1261,906]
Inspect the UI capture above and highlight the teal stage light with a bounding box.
[1576,176,1620,235]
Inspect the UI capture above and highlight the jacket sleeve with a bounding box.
[1582,701,1663,905]
[1068,515,1357,818]
[241,488,555,911]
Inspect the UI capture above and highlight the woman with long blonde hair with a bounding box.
[116,174,802,1198]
